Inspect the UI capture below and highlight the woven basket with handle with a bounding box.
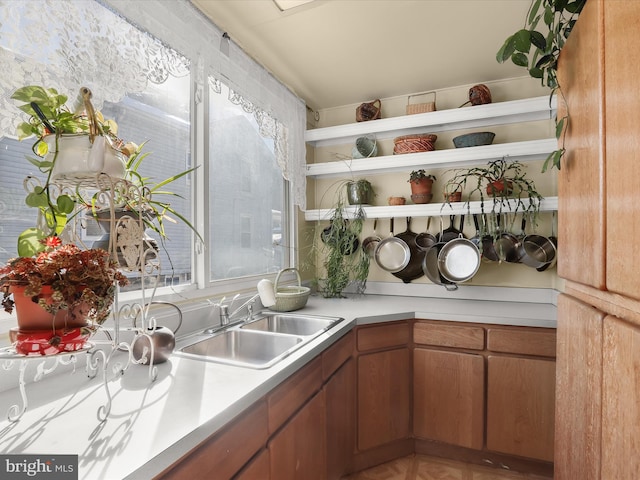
[406,91,437,115]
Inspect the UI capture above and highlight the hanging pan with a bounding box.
[391,217,425,283]
[422,242,458,291]
[374,218,410,273]
[437,237,481,283]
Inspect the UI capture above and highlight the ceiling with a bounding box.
[190,0,532,111]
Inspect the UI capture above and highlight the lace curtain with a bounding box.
[0,0,307,208]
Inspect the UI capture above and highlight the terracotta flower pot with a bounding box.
[409,177,434,195]
[10,285,88,331]
[444,191,462,203]
[486,179,513,196]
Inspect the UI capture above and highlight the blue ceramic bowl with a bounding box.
[452,132,495,148]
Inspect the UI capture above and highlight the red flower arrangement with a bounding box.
[0,240,128,326]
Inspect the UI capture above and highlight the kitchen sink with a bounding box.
[240,313,341,337]
[178,312,345,369]
[180,329,303,369]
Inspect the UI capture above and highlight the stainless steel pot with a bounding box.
[437,237,481,283]
[422,242,458,291]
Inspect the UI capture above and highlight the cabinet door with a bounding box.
[604,1,640,299]
[233,449,269,480]
[487,355,555,462]
[602,315,640,479]
[413,348,484,449]
[357,348,410,451]
[269,389,326,480]
[157,401,268,480]
[555,294,603,480]
[325,358,355,479]
[556,0,606,289]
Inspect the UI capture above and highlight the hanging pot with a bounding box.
[362,219,382,258]
[416,217,437,252]
[321,221,360,255]
[47,134,126,183]
[422,242,458,291]
[437,237,481,283]
[374,218,410,273]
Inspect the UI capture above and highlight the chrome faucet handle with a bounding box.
[219,304,230,325]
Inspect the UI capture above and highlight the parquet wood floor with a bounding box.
[342,454,552,480]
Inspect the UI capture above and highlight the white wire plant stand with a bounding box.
[2,172,166,422]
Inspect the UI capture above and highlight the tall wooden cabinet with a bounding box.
[556,1,640,479]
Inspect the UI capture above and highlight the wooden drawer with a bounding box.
[267,356,322,433]
[414,322,485,350]
[487,327,556,358]
[322,331,353,381]
[357,321,410,352]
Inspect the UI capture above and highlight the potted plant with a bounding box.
[0,239,128,355]
[83,141,202,244]
[12,86,202,261]
[11,85,127,257]
[346,179,375,205]
[408,169,436,204]
[444,157,543,218]
[496,0,585,171]
[310,183,370,298]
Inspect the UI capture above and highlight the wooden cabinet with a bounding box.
[413,320,556,468]
[325,358,355,479]
[556,2,640,479]
[486,327,556,463]
[601,315,640,479]
[413,348,484,449]
[357,347,411,451]
[269,390,326,480]
[486,355,555,462]
[156,401,268,480]
[554,294,603,480]
[558,0,640,297]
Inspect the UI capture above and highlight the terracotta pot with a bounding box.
[486,179,513,196]
[409,177,434,195]
[444,191,462,203]
[388,196,406,206]
[10,285,88,331]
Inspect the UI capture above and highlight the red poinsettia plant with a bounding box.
[0,238,128,326]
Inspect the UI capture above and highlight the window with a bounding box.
[208,81,288,281]
[0,0,304,307]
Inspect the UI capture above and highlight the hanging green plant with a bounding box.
[496,0,585,171]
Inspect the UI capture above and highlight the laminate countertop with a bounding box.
[0,292,556,479]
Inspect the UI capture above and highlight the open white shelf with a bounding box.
[304,197,558,222]
[306,138,557,178]
[305,95,557,148]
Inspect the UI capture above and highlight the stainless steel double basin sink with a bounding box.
[177,313,344,369]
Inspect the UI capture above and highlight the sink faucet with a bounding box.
[206,293,260,334]
[225,293,260,324]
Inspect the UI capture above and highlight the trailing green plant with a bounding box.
[318,199,368,298]
[11,85,202,256]
[444,157,543,223]
[11,85,121,256]
[496,0,585,171]
[308,179,370,298]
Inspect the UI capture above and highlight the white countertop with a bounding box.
[0,293,556,480]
